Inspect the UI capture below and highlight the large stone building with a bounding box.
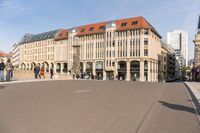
[17,16,167,81]
[167,30,189,67]
[19,30,59,71]
[12,43,20,68]
[194,16,200,66]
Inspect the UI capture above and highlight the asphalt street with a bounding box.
[0,80,199,133]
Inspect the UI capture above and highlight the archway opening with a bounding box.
[86,62,93,75]
[96,61,103,80]
[118,61,126,80]
[130,61,140,81]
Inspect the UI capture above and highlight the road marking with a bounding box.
[74,89,92,93]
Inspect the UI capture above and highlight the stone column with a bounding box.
[103,70,106,80]
[61,63,64,74]
[140,59,144,81]
[82,61,86,73]
[148,60,151,82]
[127,31,130,58]
[93,61,96,76]
[126,60,130,81]
[114,61,118,80]
[54,63,57,74]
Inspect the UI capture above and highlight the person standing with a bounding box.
[40,66,45,79]
[50,68,53,79]
[36,64,41,79]
[0,59,5,82]
[5,58,12,82]
[34,66,38,79]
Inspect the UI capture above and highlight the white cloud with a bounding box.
[0,0,30,15]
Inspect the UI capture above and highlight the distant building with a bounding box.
[194,15,200,66]
[0,51,12,62]
[12,43,20,68]
[167,30,189,67]
[188,57,194,67]
[158,40,178,81]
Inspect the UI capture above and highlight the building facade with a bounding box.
[167,30,189,67]
[194,16,200,66]
[12,43,20,68]
[19,30,59,71]
[18,16,163,81]
[158,40,177,81]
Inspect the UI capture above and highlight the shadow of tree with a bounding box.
[158,101,196,114]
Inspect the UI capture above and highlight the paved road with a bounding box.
[0,81,199,133]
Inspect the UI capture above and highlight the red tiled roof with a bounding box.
[54,29,68,41]
[0,52,12,57]
[76,22,107,36]
[76,16,161,38]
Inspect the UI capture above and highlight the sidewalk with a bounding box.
[184,82,200,114]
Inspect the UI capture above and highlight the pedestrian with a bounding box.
[11,65,14,77]
[40,66,45,79]
[36,64,41,79]
[5,58,12,82]
[50,68,53,79]
[34,66,38,79]
[0,58,5,82]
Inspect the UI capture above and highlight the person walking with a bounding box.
[50,67,53,79]
[40,66,45,79]
[5,58,12,82]
[34,66,38,79]
[36,64,41,79]
[0,59,5,82]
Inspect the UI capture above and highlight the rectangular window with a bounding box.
[89,27,94,31]
[132,21,138,25]
[80,28,85,32]
[121,22,127,26]
[144,29,148,35]
[99,26,105,30]
[112,62,115,66]
[144,49,148,56]
[112,41,115,47]
[164,57,167,62]
[144,38,148,45]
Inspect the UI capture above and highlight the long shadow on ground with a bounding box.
[158,101,196,114]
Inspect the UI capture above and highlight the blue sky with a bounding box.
[0,0,199,58]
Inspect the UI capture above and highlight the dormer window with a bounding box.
[99,26,105,30]
[89,27,94,31]
[121,22,127,26]
[132,21,138,25]
[80,28,85,32]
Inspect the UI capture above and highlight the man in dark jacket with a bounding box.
[34,66,38,79]
[0,59,5,82]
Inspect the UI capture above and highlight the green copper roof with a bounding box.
[20,29,60,44]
